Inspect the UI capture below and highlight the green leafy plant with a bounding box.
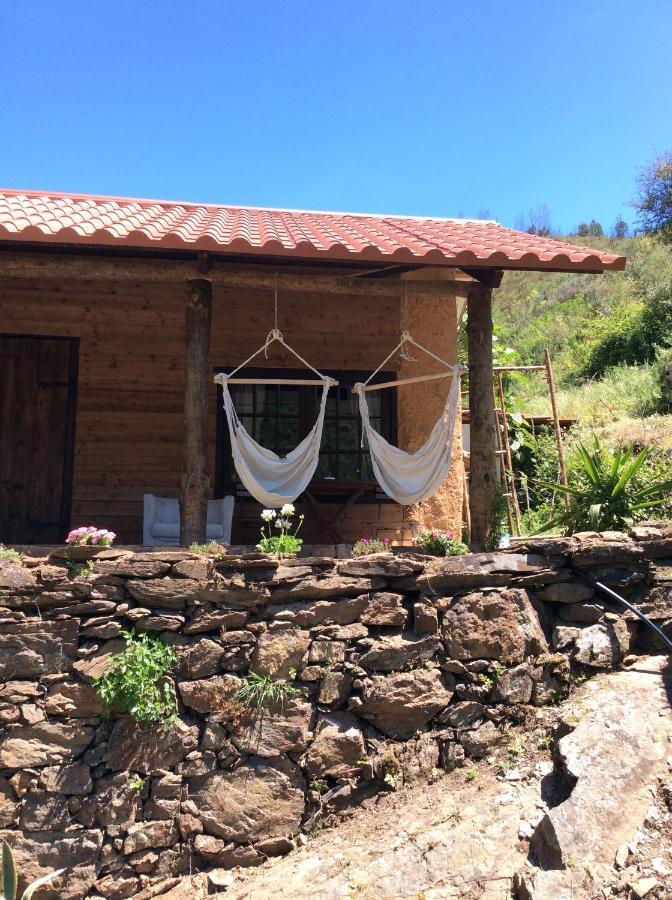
[94,630,178,726]
[257,504,304,556]
[234,672,301,713]
[129,776,145,792]
[465,766,478,781]
[0,546,20,561]
[352,537,391,556]
[1,841,64,900]
[413,529,468,557]
[64,557,95,578]
[535,437,672,533]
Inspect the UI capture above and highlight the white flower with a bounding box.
[280,503,295,517]
[275,518,292,530]
[261,509,277,522]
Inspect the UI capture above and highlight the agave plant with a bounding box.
[535,438,672,534]
[1,842,63,900]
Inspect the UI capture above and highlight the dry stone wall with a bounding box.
[0,525,671,898]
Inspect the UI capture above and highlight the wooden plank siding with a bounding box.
[0,270,463,544]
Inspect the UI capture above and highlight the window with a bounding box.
[214,368,396,495]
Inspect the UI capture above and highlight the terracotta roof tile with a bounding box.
[0,189,625,272]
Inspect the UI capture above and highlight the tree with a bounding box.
[612,216,628,238]
[588,219,604,238]
[577,222,590,237]
[633,150,672,242]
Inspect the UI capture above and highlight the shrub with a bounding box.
[257,504,304,556]
[95,630,178,726]
[414,529,469,557]
[536,438,672,533]
[352,537,390,556]
[187,540,225,556]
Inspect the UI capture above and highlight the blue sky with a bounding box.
[1,0,671,234]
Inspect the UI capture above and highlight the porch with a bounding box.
[0,191,625,550]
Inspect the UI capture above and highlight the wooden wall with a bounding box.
[0,269,462,544]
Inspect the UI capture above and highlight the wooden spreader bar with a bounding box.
[222,377,337,386]
[359,371,456,392]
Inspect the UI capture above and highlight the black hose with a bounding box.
[570,566,672,656]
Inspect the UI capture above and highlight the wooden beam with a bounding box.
[467,281,498,550]
[180,278,212,545]
[0,251,473,297]
[459,268,503,289]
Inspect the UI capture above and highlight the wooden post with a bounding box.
[180,278,212,545]
[467,280,498,550]
[544,348,570,508]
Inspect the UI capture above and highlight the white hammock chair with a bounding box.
[354,331,466,506]
[214,327,337,508]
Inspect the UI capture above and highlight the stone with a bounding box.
[439,701,485,730]
[192,757,306,842]
[176,637,225,678]
[493,663,533,705]
[630,877,660,899]
[19,791,70,830]
[126,577,200,609]
[558,602,605,624]
[184,609,249,634]
[337,556,423,577]
[254,835,294,856]
[198,573,272,610]
[270,574,386,603]
[0,828,103,900]
[72,639,126,683]
[308,640,346,664]
[194,835,262,868]
[91,773,142,834]
[0,559,36,590]
[39,764,92,795]
[0,680,42,703]
[0,722,94,767]
[442,588,547,665]
[360,592,408,627]
[318,670,352,706]
[0,619,78,678]
[0,777,17,827]
[413,601,439,635]
[106,719,199,773]
[44,680,103,717]
[572,538,643,568]
[394,552,563,592]
[80,617,124,639]
[358,634,440,672]
[539,582,594,604]
[136,611,185,632]
[303,712,366,779]
[21,703,45,724]
[574,620,629,668]
[128,848,159,873]
[102,556,172,578]
[354,668,454,739]
[231,698,313,757]
[172,557,212,580]
[251,628,310,677]
[531,657,672,869]
[178,674,240,713]
[459,721,501,758]
[514,869,590,899]
[94,873,140,898]
[272,594,368,627]
[123,820,178,854]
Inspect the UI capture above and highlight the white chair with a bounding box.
[143,494,235,546]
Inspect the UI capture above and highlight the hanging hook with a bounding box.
[400,282,416,362]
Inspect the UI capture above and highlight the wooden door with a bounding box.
[0,336,79,544]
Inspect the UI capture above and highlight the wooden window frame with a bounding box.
[214,367,397,500]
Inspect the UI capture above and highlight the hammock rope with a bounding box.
[214,278,337,508]
[354,329,466,506]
